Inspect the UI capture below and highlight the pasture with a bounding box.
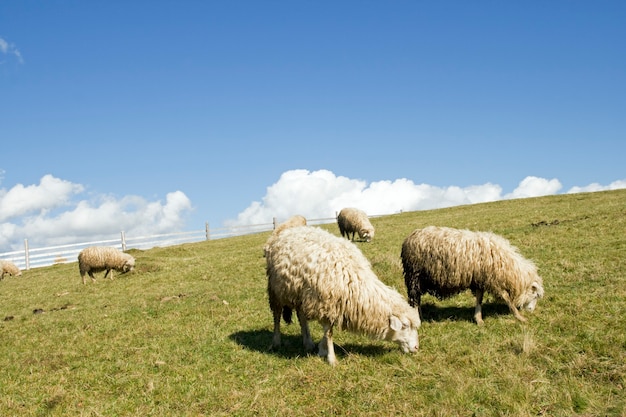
[0,189,624,416]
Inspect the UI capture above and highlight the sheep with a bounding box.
[0,260,22,280]
[401,226,544,325]
[273,214,307,235]
[78,246,136,284]
[266,225,420,366]
[262,215,307,257]
[337,207,375,242]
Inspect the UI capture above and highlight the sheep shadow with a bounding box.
[229,329,388,360]
[419,301,512,323]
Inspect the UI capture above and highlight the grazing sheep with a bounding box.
[401,226,544,325]
[337,207,375,242]
[266,226,420,366]
[0,260,22,280]
[263,215,307,257]
[78,246,135,284]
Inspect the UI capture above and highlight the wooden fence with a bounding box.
[0,216,337,271]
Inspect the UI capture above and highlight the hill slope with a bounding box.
[1,189,624,416]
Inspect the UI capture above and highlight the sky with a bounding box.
[1,1,625,252]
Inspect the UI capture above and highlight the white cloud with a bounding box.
[504,176,562,199]
[228,170,626,226]
[0,37,24,64]
[0,175,192,251]
[0,174,84,222]
[228,169,501,225]
[567,179,626,194]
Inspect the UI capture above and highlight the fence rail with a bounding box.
[0,216,339,271]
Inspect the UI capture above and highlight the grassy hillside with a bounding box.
[1,189,624,416]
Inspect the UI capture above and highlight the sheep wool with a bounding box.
[78,246,136,284]
[263,215,307,257]
[337,207,375,242]
[0,260,22,280]
[401,226,544,325]
[266,226,420,366]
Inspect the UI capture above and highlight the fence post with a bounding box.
[24,238,30,271]
[273,217,277,230]
[205,222,210,240]
[121,231,127,251]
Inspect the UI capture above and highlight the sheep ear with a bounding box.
[389,315,403,331]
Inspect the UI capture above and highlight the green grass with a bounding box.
[1,189,625,416]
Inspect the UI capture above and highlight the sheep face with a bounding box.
[519,281,544,312]
[122,258,135,273]
[386,315,419,353]
[360,228,375,242]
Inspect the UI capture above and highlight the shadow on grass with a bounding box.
[229,328,389,360]
[420,301,512,323]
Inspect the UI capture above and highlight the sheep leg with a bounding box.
[319,320,337,366]
[499,290,527,323]
[473,289,485,325]
[412,291,422,319]
[271,307,283,348]
[417,301,423,323]
[103,269,114,280]
[88,271,96,283]
[296,308,315,351]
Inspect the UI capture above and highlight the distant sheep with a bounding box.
[78,246,135,285]
[401,226,544,325]
[337,207,375,242]
[263,215,307,257]
[0,260,22,280]
[266,226,420,366]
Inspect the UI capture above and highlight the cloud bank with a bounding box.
[0,174,192,251]
[1,170,624,252]
[228,169,626,225]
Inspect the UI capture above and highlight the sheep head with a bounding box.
[386,315,419,353]
[519,280,544,312]
[122,256,136,273]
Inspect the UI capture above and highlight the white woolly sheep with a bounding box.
[266,226,420,366]
[262,215,307,257]
[0,260,22,280]
[337,207,375,242]
[78,246,136,285]
[401,226,544,325]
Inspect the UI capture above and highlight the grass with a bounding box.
[1,189,625,416]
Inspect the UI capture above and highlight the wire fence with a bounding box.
[0,216,338,271]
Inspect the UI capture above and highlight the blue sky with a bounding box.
[1,1,625,251]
